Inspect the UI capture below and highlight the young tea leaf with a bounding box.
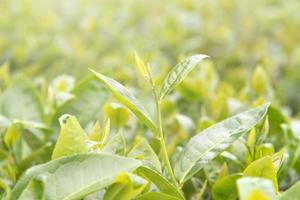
[174,103,270,184]
[134,52,152,81]
[243,156,278,191]
[212,173,242,200]
[104,173,147,200]
[51,115,89,159]
[90,70,157,134]
[159,54,209,101]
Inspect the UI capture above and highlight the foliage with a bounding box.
[0,1,300,199]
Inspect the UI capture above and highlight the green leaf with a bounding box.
[268,106,287,136]
[0,178,11,200]
[278,181,300,200]
[104,103,130,130]
[135,192,180,200]
[18,142,53,174]
[4,123,20,148]
[271,149,285,172]
[174,103,270,184]
[134,52,152,82]
[18,179,44,200]
[137,167,184,200]
[52,76,109,128]
[104,173,147,200]
[237,177,276,200]
[89,119,110,145]
[0,77,44,122]
[90,70,157,134]
[159,54,209,101]
[128,137,162,173]
[11,153,141,200]
[0,62,10,88]
[21,127,45,150]
[212,173,242,200]
[51,115,89,160]
[243,156,278,191]
[102,132,126,155]
[251,66,269,96]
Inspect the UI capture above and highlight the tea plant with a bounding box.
[0,55,300,200]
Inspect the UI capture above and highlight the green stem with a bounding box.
[148,73,178,186]
[155,99,178,186]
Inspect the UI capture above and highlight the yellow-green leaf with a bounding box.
[104,173,147,200]
[243,156,278,191]
[134,52,150,81]
[51,115,89,159]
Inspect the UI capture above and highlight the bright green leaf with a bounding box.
[212,173,242,200]
[243,156,278,191]
[4,123,20,148]
[104,102,130,130]
[104,173,147,200]
[134,52,152,82]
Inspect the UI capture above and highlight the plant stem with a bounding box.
[147,71,178,186]
[155,98,178,186]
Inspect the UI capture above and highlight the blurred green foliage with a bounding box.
[0,0,299,111]
[1,1,300,199]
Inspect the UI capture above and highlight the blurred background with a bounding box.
[0,0,299,112]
